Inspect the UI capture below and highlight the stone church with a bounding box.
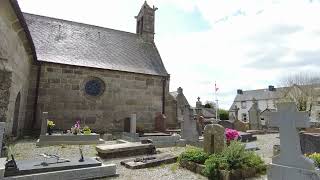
[0,0,176,136]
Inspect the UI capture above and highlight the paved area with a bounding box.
[9,133,279,180]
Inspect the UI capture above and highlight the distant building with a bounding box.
[229,85,320,125]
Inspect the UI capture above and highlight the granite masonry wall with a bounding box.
[0,0,34,136]
[35,62,169,133]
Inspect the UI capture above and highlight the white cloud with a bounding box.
[18,0,320,110]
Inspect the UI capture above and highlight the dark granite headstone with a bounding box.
[124,117,131,133]
[300,133,320,154]
[239,132,257,142]
[4,157,101,177]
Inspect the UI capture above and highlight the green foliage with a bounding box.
[218,109,229,120]
[205,141,266,179]
[307,153,320,168]
[204,154,228,180]
[204,103,213,108]
[178,146,209,164]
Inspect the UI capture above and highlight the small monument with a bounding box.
[268,102,320,180]
[155,112,166,132]
[181,105,199,143]
[248,99,261,130]
[203,124,225,154]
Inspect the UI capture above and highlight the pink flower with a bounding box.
[225,128,239,142]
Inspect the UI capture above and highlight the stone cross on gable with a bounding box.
[269,102,315,170]
[197,97,200,101]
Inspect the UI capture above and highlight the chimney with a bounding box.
[268,85,275,91]
[237,89,243,94]
[135,1,158,43]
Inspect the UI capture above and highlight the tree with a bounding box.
[218,109,229,120]
[278,72,320,112]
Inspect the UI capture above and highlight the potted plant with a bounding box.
[82,126,91,135]
[47,120,55,135]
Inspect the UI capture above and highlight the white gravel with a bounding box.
[10,133,279,180]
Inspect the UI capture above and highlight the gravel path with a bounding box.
[10,133,279,180]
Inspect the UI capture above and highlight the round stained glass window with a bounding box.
[84,78,105,96]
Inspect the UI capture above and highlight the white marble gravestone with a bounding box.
[267,102,320,180]
[130,114,136,134]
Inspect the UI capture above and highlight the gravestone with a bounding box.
[267,102,320,180]
[155,112,166,132]
[300,133,320,154]
[181,106,198,142]
[218,120,234,129]
[203,124,225,154]
[130,114,136,134]
[248,99,261,130]
[41,112,48,135]
[234,119,249,132]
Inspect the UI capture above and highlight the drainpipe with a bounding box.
[162,77,167,114]
[32,63,41,129]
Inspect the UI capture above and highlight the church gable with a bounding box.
[23,12,168,77]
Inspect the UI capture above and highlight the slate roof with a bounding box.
[234,88,286,102]
[169,91,178,100]
[23,13,169,76]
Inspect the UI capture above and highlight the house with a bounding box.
[0,0,172,136]
[229,85,320,126]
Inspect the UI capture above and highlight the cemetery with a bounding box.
[2,0,320,180]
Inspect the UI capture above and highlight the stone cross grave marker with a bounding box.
[269,102,314,169]
[203,124,225,154]
[40,112,48,135]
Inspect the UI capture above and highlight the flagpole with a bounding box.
[215,82,218,120]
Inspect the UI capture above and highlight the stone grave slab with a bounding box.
[141,132,171,137]
[239,132,257,142]
[37,133,104,146]
[1,157,117,180]
[244,142,259,151]
[4,157,101,177]
[120,153,177,169]
[96,142,156,158]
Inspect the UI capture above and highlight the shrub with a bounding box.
[204,154,228,180]
[178,146,209,164]
[204,141,266,179]
[307,153,320,168]
[220,141,247,170]
[218,109,229,120]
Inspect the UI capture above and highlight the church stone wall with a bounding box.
[0,2,33,136]
[36,62,166,133]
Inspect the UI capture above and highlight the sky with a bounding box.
[18,0,320,109]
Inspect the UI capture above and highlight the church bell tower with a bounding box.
[135,1,158,43]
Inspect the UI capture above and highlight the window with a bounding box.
[242,113,247,122]
[241,101,247,109]
[84,77,105,97]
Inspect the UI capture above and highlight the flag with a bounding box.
[215,82,219,92]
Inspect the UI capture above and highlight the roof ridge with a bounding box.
[22,12,137,36]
